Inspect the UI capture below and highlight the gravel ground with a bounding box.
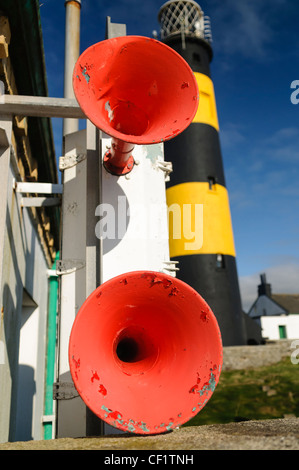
[0,417,298,450]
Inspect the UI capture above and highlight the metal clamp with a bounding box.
[161,260,179,276]
[59,153,86,170]
[156,160,173,181]
[53,382,79,400]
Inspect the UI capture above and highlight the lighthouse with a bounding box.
[158,0,246,346]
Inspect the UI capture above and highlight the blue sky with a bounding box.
[40,0,299,311]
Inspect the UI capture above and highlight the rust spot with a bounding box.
[68,1,81,9]
[181,82,189,89]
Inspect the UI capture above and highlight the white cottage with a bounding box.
[247,274,299,341]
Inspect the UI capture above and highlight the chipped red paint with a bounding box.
[91,370,99,382]
[189,373,201,394]
[168,286,179,297]
[109,410,122,420]
[200,310,209,322]
[98,384,107,396]
[181,82,189,89]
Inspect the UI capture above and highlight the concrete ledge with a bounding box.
[0,418,298,450]
[1,341,297,450]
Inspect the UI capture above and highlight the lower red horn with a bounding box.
[68,271,222,434]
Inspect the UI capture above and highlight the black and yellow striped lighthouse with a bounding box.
[158,0,246,345]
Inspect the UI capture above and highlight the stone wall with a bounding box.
[222,339,298,371]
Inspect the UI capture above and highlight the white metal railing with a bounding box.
[0,93,84,119]
[158,0,212,43]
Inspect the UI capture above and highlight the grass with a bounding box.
[185,357,299,427]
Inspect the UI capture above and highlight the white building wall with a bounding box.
[261,315,299,341]
[0,158,50,443]
[101,138,171,282]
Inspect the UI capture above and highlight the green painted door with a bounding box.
[279,325,287,339]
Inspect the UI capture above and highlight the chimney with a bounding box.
[258,273,272,297]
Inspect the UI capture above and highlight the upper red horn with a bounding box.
[73,36,199,174]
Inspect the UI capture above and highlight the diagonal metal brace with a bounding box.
[59,153,86,170]
[56,259,85,275]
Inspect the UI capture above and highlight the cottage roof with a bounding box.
[271,294,299,314]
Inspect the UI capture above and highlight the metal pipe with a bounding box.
[43,252,60,440]
[103,138,135,176]
[63,0,81,138]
